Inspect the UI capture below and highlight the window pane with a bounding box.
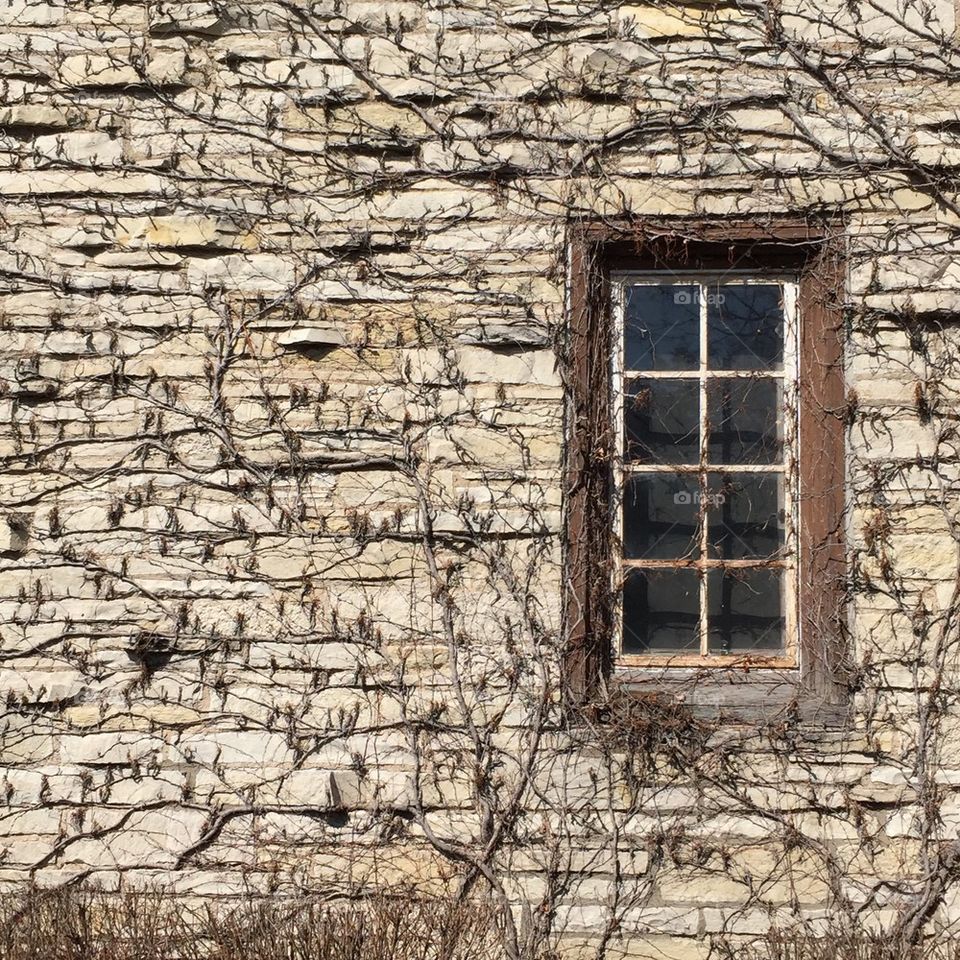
[707,284,783,371]
[623,568,700,655]
[623,473,701,560]
[625,378,699,465]
[625,284,699,371]
[707,377,782,465]
[706,472,783,559]
[707,568,784,655]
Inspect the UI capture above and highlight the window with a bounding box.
[614,276,798,665]
[565,223,848,723]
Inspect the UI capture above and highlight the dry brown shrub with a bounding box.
[730,928,960,960]
[0,888,505,960]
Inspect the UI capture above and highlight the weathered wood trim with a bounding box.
[564,218,850,727]
[563,234,613,706]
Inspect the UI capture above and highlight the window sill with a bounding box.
[618,654,798,670]
[612,663,851,728]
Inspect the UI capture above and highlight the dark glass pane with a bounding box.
[706,472,783,560]
[625,284,699,371]
[707,568,784,655]
[623,473,701,560]
[707,284,783,371]
[622,568,700,655]
[707,377,782,465]
[625,378,699,465]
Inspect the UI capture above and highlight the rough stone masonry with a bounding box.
[3,0,960,957]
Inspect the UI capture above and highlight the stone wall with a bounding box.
[2,0,960,956]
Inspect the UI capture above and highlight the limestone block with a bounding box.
[455,346,560,386]
[0,807,63,838]
[0,670,87,705]
[278,326,347,349]
[783,0,954,43]
[886,532,959,579]
[258,59,344,91]
[0,514,28,553]
[132,704,203,727]
[0,0,64,24]
[60,705,103,729]
[114,216,220,249]
[146,49,187,85]
[701,907,775,935]
[8,373,58,400]
[372,186,497,222]
[278,769,363,808]
[92,250,184,268]
[0,766,87,803]
[617,6,718,38]
[658,870,748,906]
[59,806,209,869]
[148,1,230,35]
[337,1,423,32]
[144,868,273,895]
[172,731,294,767]
[455,321,550,348]
[866,289,960,317]
[0,171,164,194]
[32,131,122,165]
[568,904,699,936]
[105,773,187,804]
[0,103,81,130]
[59,733,164,765]
[250,641,373,673]
[60,53,140,88]
[186,253,298,293]
[210,36,284,61]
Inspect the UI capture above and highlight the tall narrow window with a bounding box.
[565,224,848,721]
[612,276,798,666]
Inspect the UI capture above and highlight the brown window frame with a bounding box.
[563,220,849,726]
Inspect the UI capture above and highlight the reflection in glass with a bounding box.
[625,378,700,464]
[706,472,783,559]
[707,284,783,370]
[623,568,700,655]
[623,474,701,560]
[707,568,784,654]
[707,377,782,465]
[625,284,699,371]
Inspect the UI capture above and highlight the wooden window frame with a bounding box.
[563,220,849,726]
